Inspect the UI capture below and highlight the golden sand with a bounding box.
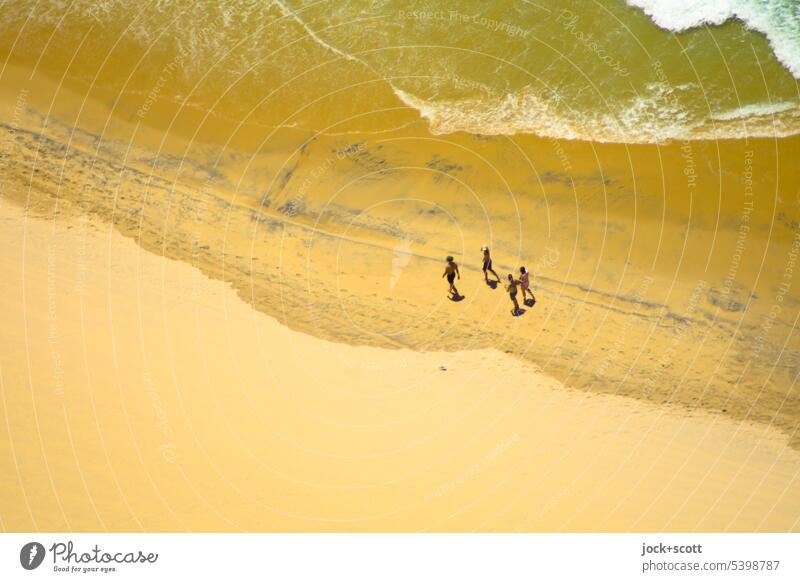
[1,202,798,532]
[1,44,799,531]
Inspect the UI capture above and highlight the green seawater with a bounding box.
[1,0,798,142]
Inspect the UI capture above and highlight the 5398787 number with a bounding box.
[730,560,780,571]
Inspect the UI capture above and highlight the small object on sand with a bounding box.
[439,365,447,371]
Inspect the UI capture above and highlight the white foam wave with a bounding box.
[626,0,800,78]
[395,85,800,143]
[711,101,797,121]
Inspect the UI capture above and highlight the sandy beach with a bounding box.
[2,202,798,531]
[1,1,799,533]
[2,63,798,444]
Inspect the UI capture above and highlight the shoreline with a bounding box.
[1,61,799,448]
[1,80,798,448]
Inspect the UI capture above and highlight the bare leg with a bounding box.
[490,268,501,282]
[511,295,519,313]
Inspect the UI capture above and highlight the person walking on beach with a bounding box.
[442,256,461,298]
[506,273,522,315]
[519,266,536,304]
[481,246,501,284]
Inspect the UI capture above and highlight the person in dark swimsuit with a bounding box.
[481,246,501,284]
[506,273,522,314]
[442,256,461,298]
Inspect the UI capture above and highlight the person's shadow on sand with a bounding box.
[449,293,465,302]
[512,308,526,316]
[486,280,498,289]
[524,298,536,307]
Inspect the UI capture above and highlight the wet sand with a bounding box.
[2,63,799,446]
[1,202,799,532]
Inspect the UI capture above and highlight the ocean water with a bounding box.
[627,0,800,75]
[1,0,799,143]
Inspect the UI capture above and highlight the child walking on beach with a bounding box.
[519,266,535,304]
[481,246,501,284]
[442,256,461,298]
